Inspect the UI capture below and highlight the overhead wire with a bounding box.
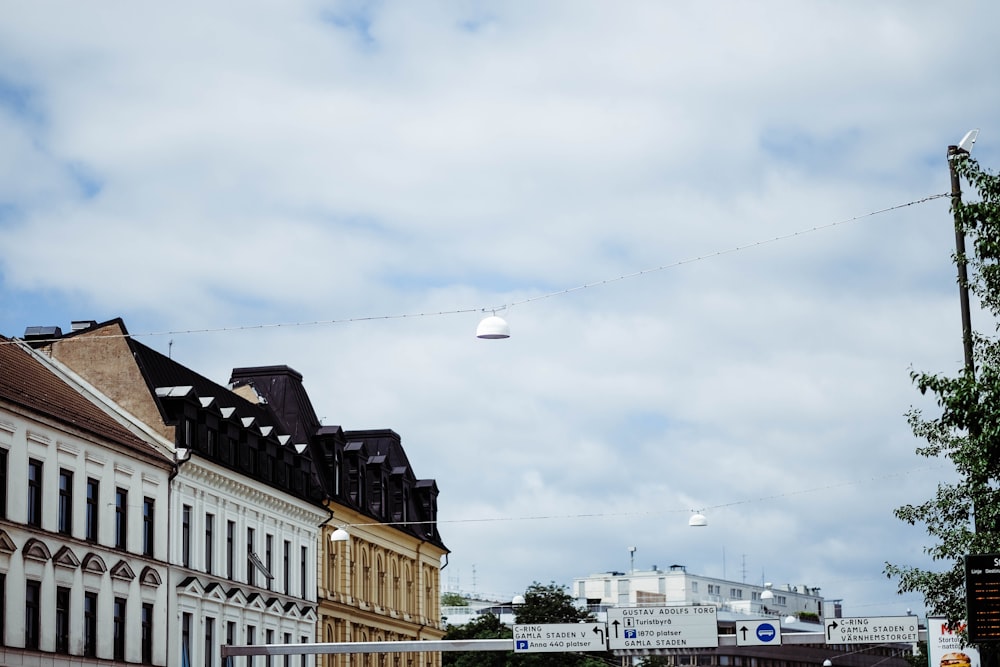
[329,462,946,531]
[0,192,948,346]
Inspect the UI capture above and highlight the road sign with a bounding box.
[512,623,607,653]
[824,616,919,645]
[607,605,719,650]
[966,554,1000,642]
[736,619,782,646]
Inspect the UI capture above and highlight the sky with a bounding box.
[2,1,999,620]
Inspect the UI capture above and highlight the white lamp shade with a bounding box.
[688,512,708,527]
[512,594,526,605]
[476,315,510,339]
[330,527,350,542]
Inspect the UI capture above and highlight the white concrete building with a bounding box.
[0,335,175,665]
[572,563,830,619]
[36,319,330,667]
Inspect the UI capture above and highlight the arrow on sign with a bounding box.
[740,626,750,640]
[826,621,838,641]
[611,620,621,638]
[593,626,606,644]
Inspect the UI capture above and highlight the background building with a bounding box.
[26,318,448,666]
[0,335,174,665]
[573,564,831,619]
[230,366,449,667]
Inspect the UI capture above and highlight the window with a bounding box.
[226,622,237,667]
[0,573,5,646]
[25,579,40,650]
[247,528,256,586]
[56,586,70,653]
[265,534,273,591]
[142,602,154,664]
[59,468,73,534]
[84,591,98,657]
[730,587,743,599]
[115,487,128,549]
[227,520,235,579]
[86,478,99,541]
[691,581,699,593]
[300,545,308,598]
[27,459,42,527]
[205,513,215,574]
[143,497,155,556]
[206,616,216,667]
[183,612,193,667]
[266,629,274,667]
[284,633,292,667]
[283,540,291,594]
[0,448,7,518]
[182,504,192,567]
[114,596,127,660]
[246,625,256,667]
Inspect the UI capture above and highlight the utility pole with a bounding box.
[948,133,978,375]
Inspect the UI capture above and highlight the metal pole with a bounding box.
[948,144,976,375]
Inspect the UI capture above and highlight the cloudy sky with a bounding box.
[2,1,998,619]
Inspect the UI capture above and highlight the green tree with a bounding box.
[441,582,614,667]
[513,582,595,625]
[442,612,512,667]
[512,582,612,667]
[442,592,470,607]
[885,153,1000,640]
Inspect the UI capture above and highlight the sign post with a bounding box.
[606,605,719,650]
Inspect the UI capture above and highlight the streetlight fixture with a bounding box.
[476,313,510,339]
[330,527,350,542]
[688,511,708,527]
[948,129,980,374]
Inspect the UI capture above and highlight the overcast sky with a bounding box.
[2,1,999,619]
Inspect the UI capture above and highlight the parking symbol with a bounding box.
[516,640,529,650]
[624,629,637,639]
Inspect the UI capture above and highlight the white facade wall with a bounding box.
[169,457,327,667]
[0,406,172,666]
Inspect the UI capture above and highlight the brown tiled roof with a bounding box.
[0,336,166,460]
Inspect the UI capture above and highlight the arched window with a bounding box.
[376,553,386,607]
[390,558,400,611]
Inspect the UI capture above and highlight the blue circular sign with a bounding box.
[756,623,776,642]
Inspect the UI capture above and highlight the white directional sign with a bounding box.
[736,618,782,646]
[512,623,607,653]
[825,616,920,645]
[607,605,719,650]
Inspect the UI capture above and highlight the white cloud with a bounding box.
[1,0,998,617]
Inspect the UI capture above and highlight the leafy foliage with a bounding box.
[885,154,1000,634]
[442,592,470,607]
